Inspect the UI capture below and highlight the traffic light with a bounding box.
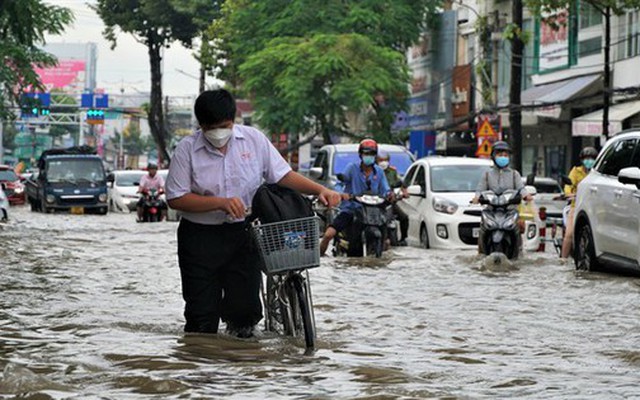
[86,108,105,124]
[40,107,50,116]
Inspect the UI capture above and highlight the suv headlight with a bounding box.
[98,193,108,202]
[433,197,458,215]
[46,194,55,204]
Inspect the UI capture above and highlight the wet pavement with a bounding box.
[1,205,640,399]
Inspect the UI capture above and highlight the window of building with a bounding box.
[579,2,602,29]
[627,11,640,58]
[579,36,601,58]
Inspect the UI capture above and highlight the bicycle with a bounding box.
[250,216,320,350]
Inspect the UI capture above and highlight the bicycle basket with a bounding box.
[250,216,320,274]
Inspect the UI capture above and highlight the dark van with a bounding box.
[25,146,109,214]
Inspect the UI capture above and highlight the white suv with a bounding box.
[573,130,640,271]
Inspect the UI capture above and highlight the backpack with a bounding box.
[251,183,314,224]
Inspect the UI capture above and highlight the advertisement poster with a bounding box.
[34,60,86,92]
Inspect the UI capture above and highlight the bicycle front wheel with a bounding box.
[292,274,316,350]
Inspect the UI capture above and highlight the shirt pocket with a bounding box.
[233,157,262,190]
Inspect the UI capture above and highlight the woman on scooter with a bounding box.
[560,146,598,260]
[471,141,533,254]
[319,139,392,256]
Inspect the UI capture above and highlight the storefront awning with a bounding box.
[522,75,601,119]
[572,100,640,137]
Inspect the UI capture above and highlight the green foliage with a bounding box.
[240,33,409,142]
[0,1,73,119]
[211,0,441,142]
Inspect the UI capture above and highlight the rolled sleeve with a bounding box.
[165,140,193,201]
[262,135,292,184]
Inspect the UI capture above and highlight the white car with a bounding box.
[523,176,566,219]
[107,170,145,212]
[398,157,493,249]
[573,130,640,272]
[399,156,540,251]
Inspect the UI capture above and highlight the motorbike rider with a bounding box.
[377,151,410,246]
[136,163,166,221]
[560,146,597,260]
[471,141,532,253]
[319,139,392,256]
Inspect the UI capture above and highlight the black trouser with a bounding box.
[393,203,409,240]
[177,219,262,333]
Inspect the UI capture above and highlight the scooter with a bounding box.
[140,189,164,222]
[479,189,522,260]
[332,194,391,258]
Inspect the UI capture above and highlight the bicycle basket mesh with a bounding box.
[251,216,320,274]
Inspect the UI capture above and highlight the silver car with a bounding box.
[522,176,566,219]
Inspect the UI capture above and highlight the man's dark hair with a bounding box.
[194,89,237,126]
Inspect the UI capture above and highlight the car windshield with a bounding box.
[116,173,144,186]
[332,151,413,176]
[0,170,18,181]
[47,159,105,182]
[430,165,491,192]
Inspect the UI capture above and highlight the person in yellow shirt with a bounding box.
[561,146,598,259]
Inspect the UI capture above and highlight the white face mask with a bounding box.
[203,128,233,148]
[378,161,389,170]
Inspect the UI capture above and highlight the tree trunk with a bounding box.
[147,36,171,165]
[603,6,611,139]
[509,0,524,173]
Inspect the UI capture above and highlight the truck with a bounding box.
[25,146,109,214]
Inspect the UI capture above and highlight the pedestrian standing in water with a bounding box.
[165,89,341,338]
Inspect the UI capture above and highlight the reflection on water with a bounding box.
[1,205,640,398]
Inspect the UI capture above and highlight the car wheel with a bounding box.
[420,225,429,249]
[575,222,599,271]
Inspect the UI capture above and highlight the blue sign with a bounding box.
[81,93,93,108]
[409,130,437,159]
[94,94,109,108]
[22,92,51,106]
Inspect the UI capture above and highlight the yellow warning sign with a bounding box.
[475,139,492,158]
[476,119,498,138]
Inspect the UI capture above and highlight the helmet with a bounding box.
[358,139,378,156]
[579,147,598,159]
[491,141,511,157]
[147,162,158,170]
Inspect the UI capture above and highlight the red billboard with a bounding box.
[34,60,86,91]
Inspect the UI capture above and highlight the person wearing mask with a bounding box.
[376,151,409,246]
[165,89,341,338]
[319,139,392,256]
[136,163,166,221]
[471,141,532,253]
[560,146,598,260]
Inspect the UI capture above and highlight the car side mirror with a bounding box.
[336,173,346,182]
[309,167,323,179]
[407,184,425,197]
[107,174,115,183]
[618,167,640,189]
[525,173,535,186]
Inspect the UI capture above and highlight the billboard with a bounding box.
[538,11,570,72]
[34,60,87,92]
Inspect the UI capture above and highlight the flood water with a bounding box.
[1,205,640,399]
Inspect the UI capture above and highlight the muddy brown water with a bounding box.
[1,205,640,399]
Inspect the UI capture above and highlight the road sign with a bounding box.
[475,138,493,158]
[476,119,498,139]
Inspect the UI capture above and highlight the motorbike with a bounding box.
[140,189,164,222]
[478,189,522,260]
[332,194,391,258]
[385,187,405,247]
[0,184,9,222]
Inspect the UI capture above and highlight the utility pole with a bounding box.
[509,0,524,172]
[602,6,611,139]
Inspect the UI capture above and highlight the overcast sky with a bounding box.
[44,0,208,98]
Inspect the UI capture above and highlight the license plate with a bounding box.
[472,227,480,238]
[70,206,84,215]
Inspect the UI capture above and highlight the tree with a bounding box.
[210,0,443,143]
[92,0,219,165]
[0,1,73,119]
[526,0,640,139]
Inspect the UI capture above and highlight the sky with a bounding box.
[43,0,208,98]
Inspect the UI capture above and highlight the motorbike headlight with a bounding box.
[433,197,458,215]
[482,213,498,230]
[98,193,108,202]
[502,212,519,230]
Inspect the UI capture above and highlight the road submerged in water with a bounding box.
[1,205,640,399]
